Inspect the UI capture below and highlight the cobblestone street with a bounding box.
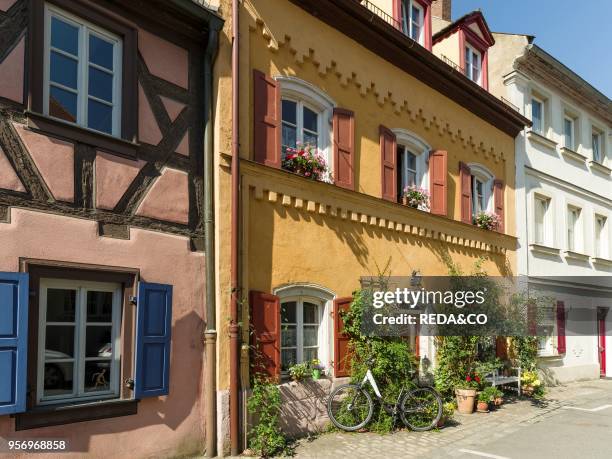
[291,379,612,458]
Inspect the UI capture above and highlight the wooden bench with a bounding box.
[484,367,521,396]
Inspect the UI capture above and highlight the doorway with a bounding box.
[597,308,608,377]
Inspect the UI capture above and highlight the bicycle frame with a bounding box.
[360,369,406,416]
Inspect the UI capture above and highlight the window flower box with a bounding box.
[473,211,500,231]
[401,185,430,210]
[282,143,331,182]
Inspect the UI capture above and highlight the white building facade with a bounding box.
[489,39,612,383]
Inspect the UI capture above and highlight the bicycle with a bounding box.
[327,360,443,432]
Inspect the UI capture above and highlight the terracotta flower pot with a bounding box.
[455,388,477,414]
[523,385,534,396]
[494,397,503,406]
[477,401,489,413]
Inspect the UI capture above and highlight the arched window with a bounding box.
[274,284,334,373]
[275,76,335,171]
[393,129,430,203]
[468,163,494,216]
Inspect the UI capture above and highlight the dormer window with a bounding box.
[394,0,432,49]
[432,11,494,90]
[464,44,482,84]
[401,0,424,43]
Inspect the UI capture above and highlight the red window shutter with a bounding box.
[557,301,566,354]
[250,291,281,379]
[379,125,397,202]
[459,162,472,224]
[392,0,402,31]
[493,179,505,233]
[334,297,353,377]
[253,70,281,168]
[527,301,537,336]
[333,108,355,190]
[429,150,447,216]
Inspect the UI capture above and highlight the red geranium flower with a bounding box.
[475,376,480,383]
[466,376,471,381]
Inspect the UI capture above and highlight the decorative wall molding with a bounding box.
[245,1,508,164]
[243,160,515,254]
[0,2,205,242]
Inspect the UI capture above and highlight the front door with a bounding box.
[597,308,608,377]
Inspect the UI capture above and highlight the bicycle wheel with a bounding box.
[399,386,443,431]
[327,384,374,431]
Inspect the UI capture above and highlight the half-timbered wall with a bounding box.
[0,0,205,247]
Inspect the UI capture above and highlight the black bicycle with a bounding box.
[327,361,442,432]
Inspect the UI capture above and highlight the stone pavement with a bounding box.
[291,379,612,458]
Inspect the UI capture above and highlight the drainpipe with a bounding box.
[203,20,222,459]
[229,0,241,455]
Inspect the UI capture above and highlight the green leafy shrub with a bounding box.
[247,375,286,458]
[341,289,418,433]
[288,362,311,381]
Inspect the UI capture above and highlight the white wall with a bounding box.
[504,70,612,380]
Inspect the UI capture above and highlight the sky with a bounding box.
[452,0,612,99]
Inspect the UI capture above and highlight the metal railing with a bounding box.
[358,0,402,31]
[501,97,521,113]
[441,54,465,74]
[355,2,525,115]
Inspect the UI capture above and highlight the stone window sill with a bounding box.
[592,257,612,268]
[560,147,587,165]
[14,398,138,431]
[529,243,560,257]
[563,250,590,262]
[527,130,557,150]
[589,160,612,177]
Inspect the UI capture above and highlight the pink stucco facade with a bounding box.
[0,209,206,458]
[0,1,213,457]
[0,36,24,103]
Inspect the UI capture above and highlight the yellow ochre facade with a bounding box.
[212,0,528,447]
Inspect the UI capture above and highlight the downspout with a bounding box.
[229,0,241,455]
[203,21,222,459]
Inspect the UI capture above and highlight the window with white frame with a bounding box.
[44,4,123,136]
[592,127,604,163]
[537,303,556,357]
[401,0,425,44]
[280,297,322,371]
[595,214,608,259]
[394,129,430,204]
[567,205,581,252]
[38,279,121,404]
[534,194,551,246]
[563,115,576,150]
[464,44,482,85]
[469,164,493,217]
[278,77,334,170]
[531,97,545,135]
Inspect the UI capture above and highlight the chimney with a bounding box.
[431,0,452,22]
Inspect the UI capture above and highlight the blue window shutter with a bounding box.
[0,272,29,415]
[134,282,172,398]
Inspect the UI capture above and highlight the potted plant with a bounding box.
[473,211,501,231]
[402,185,430,210]
[493,388,504,407]
[455,373,481,414]
[438,401,456,428]
[282,143,331,182]
[521,370,541,396]
[310,359,321,380]
[288,362,310,382]
[477,386,497,412]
